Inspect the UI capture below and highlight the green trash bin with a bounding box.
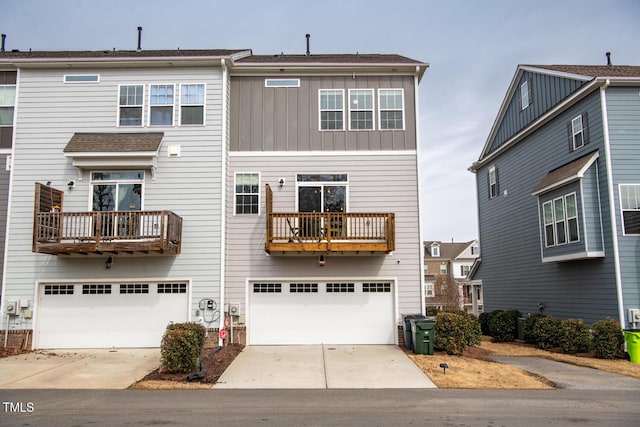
[623,330,640,364]
[412,319,436,355]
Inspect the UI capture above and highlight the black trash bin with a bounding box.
[402,314,427,351]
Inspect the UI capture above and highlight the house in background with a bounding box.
[226,52,428,345]
[0,47,251,348]
[470,62,640,328]
[423,240,482,315]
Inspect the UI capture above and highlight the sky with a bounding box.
[1,0,639,243]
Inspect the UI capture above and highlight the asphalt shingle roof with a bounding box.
[525,65,640,78]
[236,53,425,65]
[63,133,164,153]
[0,49,250,59]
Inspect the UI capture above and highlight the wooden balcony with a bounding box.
[33,210,182,256]
[265,184,395,255]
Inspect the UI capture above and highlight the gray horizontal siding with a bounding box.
[476,91,619,324]
[607,86,640,318]
[4,67,227,330]
[230,75,417,152]
[489,71,585,154]
[226,153,422,324]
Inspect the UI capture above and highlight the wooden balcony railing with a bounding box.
[265,184,395,255]
[33,210,182,256]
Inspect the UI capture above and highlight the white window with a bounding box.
[461,265,470,277]
[0,85,16,126]
[378,89,404,130]
[425,283,434,297]
[180,84,205,125]
[149,84,174,126]
[488,166,498,199]
[91,171,144,212]
[349,89,374,130]
[265,79,300,88]
[542,192,579,247]
[471,246,479,255]
[439,264,447,275]
[571,115,584,150]
[64,74,100,83]
[520,80,530,110]
[118,85,144,126]
[431,244,440,257]
[319,89,344,130]
[620,184,640,235]
[235,173,260,214]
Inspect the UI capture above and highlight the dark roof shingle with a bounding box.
[64,132,164,153]
[236,53,424,65]
[0,49,250,59]
[525,65,640,78]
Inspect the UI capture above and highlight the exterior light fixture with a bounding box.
[67,180,75,190]
[318,255,326,267]
[279,178,285,188]
[105,257,113,269]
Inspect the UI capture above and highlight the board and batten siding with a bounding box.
[489,71,586,154]
[606,86,640,318]
[226,153,423,327]
[475,91,619,324]
[2,66,227,332]
[229,75,417,152]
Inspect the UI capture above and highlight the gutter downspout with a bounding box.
[218,58,229,346]
[600,79,626,328]
[414,66,426,317]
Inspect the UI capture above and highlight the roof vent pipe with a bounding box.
[137,26,142,52]
[606,51,612,68]
[1,34,6,52]
[306,33,310,56]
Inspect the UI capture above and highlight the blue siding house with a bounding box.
[469,64,640,328]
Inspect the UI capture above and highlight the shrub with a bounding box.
[160,322,206,373]
[426,307,440,317]
[532,316,563,349]
[464,312,482,346]
[488,310,521,342]
[435,311,468,355]
[561,318,592,354]
[478,312,492,335]
[592,318,624,359]
[523,313,547,344]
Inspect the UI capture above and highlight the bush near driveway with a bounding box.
[488,310,521,342]
[592,318,625,359]
[523,313,547,344]
[532,315,564,349]
[561,318,592,354]
[160,322,206,373]
[435,311,481,355]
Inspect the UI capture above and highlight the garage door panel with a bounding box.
[37,282,188,349]
[249,281,394,345]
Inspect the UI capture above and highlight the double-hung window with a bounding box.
[149,84,174,126]
[488,166,498,199]
[349,89,374,130]
[520,79,531,110]
[0,85,16,126]
[569,113,588,151]
[620,184,640,235]
[235,173,259,214]
[319,89,344,130]
[180,84,205,125]
[379,89,404,130]
[542,192,579,247]
[119,85,144,126]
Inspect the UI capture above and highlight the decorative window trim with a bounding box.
[44,284,74,295]
[234,172,260,215]
[148,84,175,127]
[348,89,374,131]
[619,184,640,236]
[542,192,580,247]
[157,283,187,294]
[362,282,391,293]
[290,283,318,293]
[319,89,345,131]
[120,283,149,294]
[64,74,100,83]
[117,84,144,127]
[82,284,112,294]
[179,83,206,126]
[488,166,498,199]
[568,112,589,151]
[378,89,405,130]
[265,78,300,88]
[326,283,354,293]
[253,283,282,293]
[431,244,440,257]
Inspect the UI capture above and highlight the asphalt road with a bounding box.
[1,389,639,426]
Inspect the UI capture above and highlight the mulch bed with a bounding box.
[140,343,244,384]
[0,348,28,358]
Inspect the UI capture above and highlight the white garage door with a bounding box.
[249,281,395,345]
[37,282,189,349]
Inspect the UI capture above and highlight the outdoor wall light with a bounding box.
[105,257,113,269]
[318,255,326,267]
[67,180,75,190]
[278,178,285,188]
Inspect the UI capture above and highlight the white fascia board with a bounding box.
[519,66,593,81]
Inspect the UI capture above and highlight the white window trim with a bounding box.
[348,88,375,131]
[571,115,584,150]
[431,245,440,257]
[425,283,434,297]
[88,170,146,211]
[439,263,447,275]
[265,78,300,88]
[0,84,16,127]
[179,83,206,126]
[542,192,580,248]
[520,80,529,110]
[64,74,100,84]
[148,83,176,127]
[619,183,640,236]
[488,166,497,199]
[234,172,261,216]
[117,84,144,127]
[378,88,405,131]
[295,173,349,213]
[318,89,345,131]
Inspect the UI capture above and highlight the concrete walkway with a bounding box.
[0,348,159,389]
[489,356,640,390]
[214,345,436,389]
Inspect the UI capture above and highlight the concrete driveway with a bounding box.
[214,345,436,389]
[0,348,159,389]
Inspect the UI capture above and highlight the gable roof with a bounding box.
[424,241,475,260]
[532,151,599,196]
[471,64,640,171]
